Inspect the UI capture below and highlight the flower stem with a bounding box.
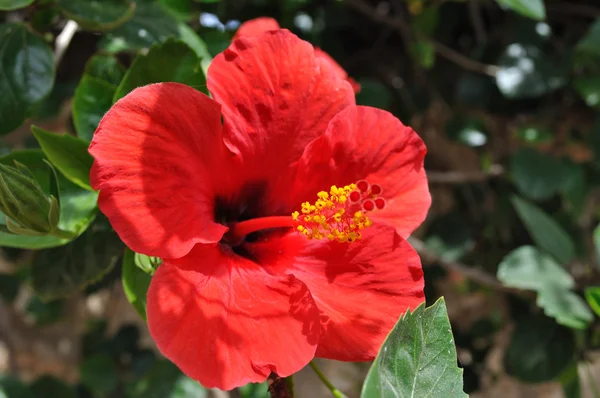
[309,361,347,398]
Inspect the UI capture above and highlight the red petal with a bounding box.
[234,17,280,39]
[314,48,361,93]
[207,30,355,188]
[248,225,424,361]
[89,83,232,258]
[147,244,321,390]
[289,105,430,238]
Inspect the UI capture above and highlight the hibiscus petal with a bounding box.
[147,243,321,390]
[207,29,355,189]
[248,224,424,361]
[89,83,232,259]
[233,17,280,39]
[288,105,430,238]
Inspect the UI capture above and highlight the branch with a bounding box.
[408,237,511,291]
[54,20,78,67]
[345,0,499,76]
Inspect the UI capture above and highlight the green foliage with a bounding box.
[0,24,54,134]
[114,38,207,101]
[0,376,34,398]
[80,354,119,396]
[510,195,575,264]
[30,376,77,398]
[495,0,546,21]
[362,298,467,398]
[0,0,33,10]
[122,248,152,319]
[56,0,136,31]
[504,314,575,383]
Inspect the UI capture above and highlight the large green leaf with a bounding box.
[30,376,76,398]
[510,148,568,200]
[498,246,591,329]
[0,376,34,398]
[31,126,94,191]
[125,359,207,398]
[80,354,119,396]
[122,248,152,320]
[73,54,125,142]
[114,38,206,101]
[504,314,575,383]
[511,195,575,264]
[0,24,55,134]
[495,43,564,99]
[0,0,33,10]
[361,298,467,398]
[102,1,180,51]
[497,246,574,291]
[585,287,600,317]
[57,0,135,31]
[576,19,600,57]
[31,218,122,299]
[495,0,546,20]
[0,150,97,249]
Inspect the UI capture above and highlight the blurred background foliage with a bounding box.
[2,0,600,397]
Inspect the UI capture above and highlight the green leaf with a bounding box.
[0,24,55,135]
[134,252,161,274]
[122,248,152,320]
[73,54,125,142]
[576,19,600,58]
[0,0,33,10]
[409,40,436,69]
[511,195,575,264]
[0,376,34,398]
[25,296,63,326]
[114,38,206,101]
[495,0,546,20]
[30,376,76,398]
[238,383,269,398]
[574,77,600,109]
[585,287,600,317]
[102,1,180,51]
[510,148,568,200]
[594,224,600,260]
[536,286,593,330]
[126,359,207,398]
[515,126,553,145]
[56,0,135,31]
[361,298,467,398]
[495,43,564,99]
[504,314,574,383]
[31,126,94,191]
[31,218,122,300]
[497,246,575,291]
[80,354,119,396]
[558,360,581,398]
[0,150,97,249]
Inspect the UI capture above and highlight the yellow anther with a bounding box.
[292,211,299,221]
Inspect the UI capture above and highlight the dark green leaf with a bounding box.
[31,126,94,191]
[0,150,97,249]
[515,126,553,144]
[558,360,581,398]
[510,148,569,200]
[84,54,126,85]
[361,298,467,398]
[25,296,63,326]
[72,76,116,142]
[102,1,180,51]
[495,43,564,99]
[574,77,600,109]
[536,286,592,330]
[80,354,118,396]
[126,359,207,398]
[0,24,55,134]
[495,0,546,20]
[57,0,135,31]
[576,19,600,57]
[0,375,34,398]
[122,248,151,320]
[114,38,206,101]
[511,195,575,264]
[0,0,34,10]
[30,375,77,398]
[505,314,574,383]
[497,246,574,291]
[585,287,600,317]
[31,218,122,299]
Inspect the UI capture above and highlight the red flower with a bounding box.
[235,17,362,93]
[89,30,430,390]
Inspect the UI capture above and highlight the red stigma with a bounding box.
[349,191,361,202]
[370,184,382,195]
[362,199,375,211]
[375,197,386,209]
[357,180,370,192]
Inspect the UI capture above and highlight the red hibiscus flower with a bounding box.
[89,29,430,390]
[235,17,362,93]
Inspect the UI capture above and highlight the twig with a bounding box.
[54,20,78,67]
[427,165,504,184]
[408,237,509,291]
[345,0,499,76]
[309,361,347,398]
[468,0,487,45]
[267,373,293,398]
